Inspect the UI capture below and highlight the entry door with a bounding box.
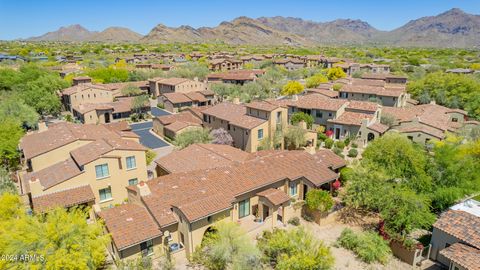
[104,113,110,123]
[335,128,340,140]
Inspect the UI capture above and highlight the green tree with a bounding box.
[0,95,39,128]
[362,133,432,193]
[257,227,334,270]
[305,189,334,213]
[87,67,129,83]
[305,74,328,88]
[0,166,16,195]
[132,94,149,113]
[145,150,157,166]
[0,119,24,169]
[0,194,110,270]
[192,221,261,270]
[290,112,314,129]
[281,81,304,96]
[121,85,143,97]
[326,67,346,80]
[174,128,212,149]
[283,126,307,149]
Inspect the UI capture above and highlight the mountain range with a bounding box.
[25,8,480,48]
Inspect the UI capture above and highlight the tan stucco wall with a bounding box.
[29,149,147,208]
[68,88,114,112]
[29,140,92,171]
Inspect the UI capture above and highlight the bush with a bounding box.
[351,142,358,148]
[302,213,313,222]
[317,132,327,141]
[344,137,351,146]
[291,112,314,129]
[348,148,358,158]
[340,167,354,184]
[287,217,300,226]
[335,140,346,149]
[333,147,343,156]
[324,138,334,149]
[337,229,391,264]
[157,103,165,109]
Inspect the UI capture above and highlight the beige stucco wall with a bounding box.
[29,140,92,171]
[29,149,147,208]
[68,88,114,112]
[430,228,463,267]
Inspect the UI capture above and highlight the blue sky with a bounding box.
[1,0,479,40]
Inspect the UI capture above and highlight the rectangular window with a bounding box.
[99,187,112,201]
[316,111,323,118]
[289,182,298,196]
[238,199,250,218]
[140,239,154,257]
[128,178,138,186]
[95,164,109,179]
[126,156,136,170]
[257,129,264,140]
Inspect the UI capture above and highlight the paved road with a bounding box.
[151,107,171,117]
[130,121,169,149]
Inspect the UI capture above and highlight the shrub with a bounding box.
[340,167,354,184]
[351,142,358,148]
[157,103,165,109]
[344,137,351,146]
[305,190,334,213]
[302,213,313,222]
[287,217,300,226]
[348,148,358,158]
[290,112,314,129]
[333,147,343,156]
[335,140,346,149]
[317,132,327,141]
[324,138,334,149]
[337,229,391,264]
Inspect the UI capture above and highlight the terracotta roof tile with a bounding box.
[440,243,480,270]
[203,102,266,129]
[32,185,95,213]
[143,150,338,226]
[98,204,162,250]
[25,158,83,190]
[162,92,192,104]
[245,100,279,112]
[313,149,346,170]
[328,111,373,126]
[286,94,348,112]
[346,100,380,112]
[367,122,389,134]
[433,210,480,249]
[257,188,290,205]
[155,143,249,174]
[20,123,130,160]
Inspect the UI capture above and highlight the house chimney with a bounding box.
[291,94,298,101]
[137,181,151,196]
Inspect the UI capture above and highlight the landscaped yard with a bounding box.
[300,209,411,270]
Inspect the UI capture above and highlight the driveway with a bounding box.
[151,107,171,117]
[130,121,170,149]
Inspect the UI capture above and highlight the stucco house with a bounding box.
[152,108,205,139]
[430,203,480,270]
[208,58,243,71]
[382,102,479,145]
[96,149,346,261]
[202,101,289,152]
[18,122,148,212]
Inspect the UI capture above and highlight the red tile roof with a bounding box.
[346,100,380,112]
[25,158,83,190]
[155,143,249,174]
[328,111,373,126]
[20,123,133,160]
[203,102,266,129]
[283,94,348,112]
[257,188,290,205]
[440,243,480,270]
[433,210,480,249]
[245,100,279,112]
[32,185,95,213]
[98,204,162,251]
[367,122,389,134]
[313,149,347,170]
[141,150,339,226]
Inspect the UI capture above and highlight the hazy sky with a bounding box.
[1,0,479,40]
